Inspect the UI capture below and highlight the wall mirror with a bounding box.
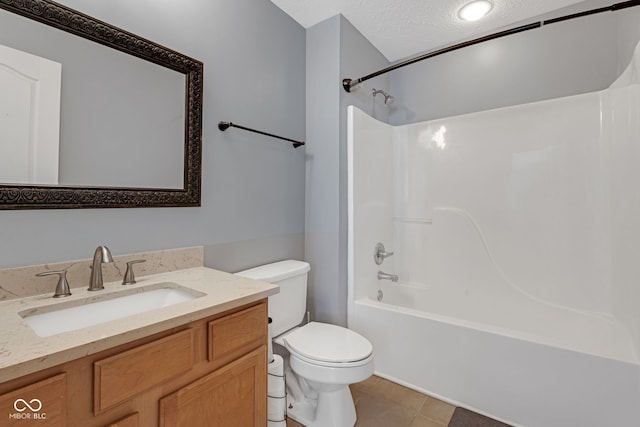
[0,0,203,209]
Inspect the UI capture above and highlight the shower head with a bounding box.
[372,89,394,106]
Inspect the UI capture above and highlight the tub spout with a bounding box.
[377,271,398,282]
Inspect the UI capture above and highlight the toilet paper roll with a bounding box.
[268,354,286,400]
[268,356,286,398]
[267,396,286,422]
[268,374,286,398]
[268,354,284,376]
[267,421,286,427]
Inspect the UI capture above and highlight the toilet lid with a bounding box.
[283,322,373,363]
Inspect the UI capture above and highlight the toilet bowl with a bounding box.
[236,260,374,427]
[282,322,374,427]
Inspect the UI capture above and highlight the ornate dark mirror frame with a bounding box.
[0,0,203,209]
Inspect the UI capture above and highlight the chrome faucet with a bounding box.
[377,271,399,282]
[88,246,114,291]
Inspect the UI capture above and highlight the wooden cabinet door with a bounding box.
[159,345,266,427]
[0,373,66,427]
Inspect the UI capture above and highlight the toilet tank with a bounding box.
[235,260,310,337]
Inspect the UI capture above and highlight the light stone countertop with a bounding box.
[0,266,278,383]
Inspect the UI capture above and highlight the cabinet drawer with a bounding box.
[208,303,267,362]
[0,373,66,427]
[94,329,193,413]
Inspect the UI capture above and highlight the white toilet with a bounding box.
[236,260,374,427]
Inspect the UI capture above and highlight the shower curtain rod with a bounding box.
[342,0,640,93]
[218,121,305,148]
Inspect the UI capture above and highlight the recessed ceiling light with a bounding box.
[458,0,493,22]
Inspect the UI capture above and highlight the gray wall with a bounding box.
[305,16,341,324]
[389,0,640,124]
[305,15,389,325]
[0,0,306,272]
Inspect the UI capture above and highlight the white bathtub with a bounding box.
[348,283,640,426]
[346,48,640,424]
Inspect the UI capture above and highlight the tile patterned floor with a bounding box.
[286,375,457,427]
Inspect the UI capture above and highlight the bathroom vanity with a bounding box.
[0,267,278,426]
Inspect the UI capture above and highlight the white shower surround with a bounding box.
[347,47,640,426]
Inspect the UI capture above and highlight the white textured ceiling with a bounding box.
[270,0,590,61]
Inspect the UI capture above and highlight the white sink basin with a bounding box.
[21,284,204,337]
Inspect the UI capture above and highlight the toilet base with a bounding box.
[286,397,315,426]
[287,386,357,427]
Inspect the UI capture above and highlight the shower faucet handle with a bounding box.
[374,242,394,265]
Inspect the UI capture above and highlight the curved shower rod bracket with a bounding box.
[218,121,305,148]
[342,0,640,93]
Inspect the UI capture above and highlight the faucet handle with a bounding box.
[36,270,72,298]
[122,259,146,285]
[374,242,394,265]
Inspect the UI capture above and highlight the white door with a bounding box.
[0,44,61,185]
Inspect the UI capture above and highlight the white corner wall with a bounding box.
[347,106,394,306]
